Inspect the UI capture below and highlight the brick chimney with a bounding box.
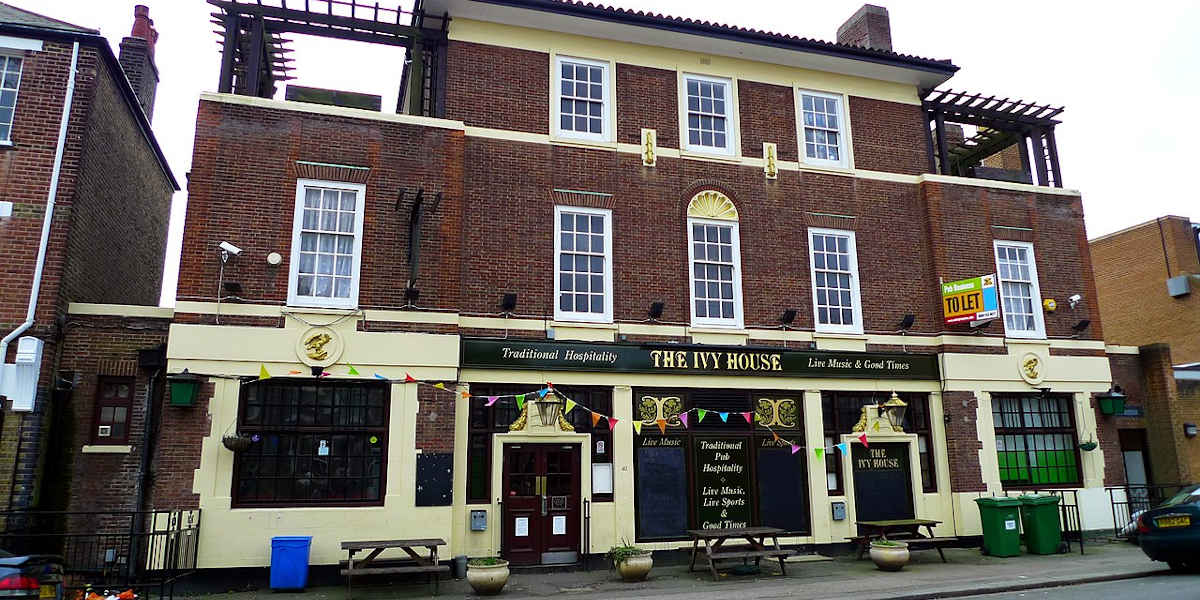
[836,4,892,52]
[118,5,159,121]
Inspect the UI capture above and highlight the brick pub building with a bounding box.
[0,2,176,519]
[44,0,1179,576]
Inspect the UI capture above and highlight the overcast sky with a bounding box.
[12,0,1199,306]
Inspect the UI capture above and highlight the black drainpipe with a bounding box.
[128,344,166,580]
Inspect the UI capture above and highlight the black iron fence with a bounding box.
[1107,484,1192,537]
[0,509,200,599]
[987,489,1084,554]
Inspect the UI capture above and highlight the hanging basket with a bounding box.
[222,434,253,452]
[1078,440,1098,452]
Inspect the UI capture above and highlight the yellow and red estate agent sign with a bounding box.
[942,274,999,325]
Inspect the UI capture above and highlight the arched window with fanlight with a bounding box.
[686,191,744,328]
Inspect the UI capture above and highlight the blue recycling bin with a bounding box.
[270,536,313,590]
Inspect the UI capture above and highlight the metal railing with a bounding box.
[0,509,200,600]
[1107,484,1193,537]
[990,489,1084,554]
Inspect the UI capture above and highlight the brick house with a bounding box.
[1091,217,1200,494]
[54,0,1159,574]
[0,2,177,515]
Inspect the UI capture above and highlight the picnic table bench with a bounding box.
[340,538,449,598]
[687,526,797,581]
[848,519,956,562]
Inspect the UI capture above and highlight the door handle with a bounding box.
[541,494,548,517]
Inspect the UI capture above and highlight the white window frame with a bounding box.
[687,217,744,328]
[553,205,614,323]
[796,89,849,169]
[807,227,863,334]
[680,73,737,156]
[287,179,367,309]
[0,51,26,145]
[993,240,1046,339]
[552,55,612,142]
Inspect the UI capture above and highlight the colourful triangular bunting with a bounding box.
[374,373,388,380]
[872,420,881,432]
[608,417,619,431]
[719,412,729,422]
[516,394,526,410]
[486,396,499,407]
[656,419,667,434]
[591,412,602,427]
[680,413,689,428]
[742,412,753,424]
[836,442,849,454]
[633,420,643,435]
[697,409,708,422]
[814,447,824,460]
[791,444,802,455]
[537,388,548,398]
[347,364,360,376]
[288,370,302,375]
[258,364,271,380]
[404,373,417,383]
[564,399,577,414]
[858,433,869,448]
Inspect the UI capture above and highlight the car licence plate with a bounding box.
[1156,515,1191,528]
[39,585,56,599]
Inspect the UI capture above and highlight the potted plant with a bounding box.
[466,557,509,595]
[869,538,909,571]
[607,543,652,582]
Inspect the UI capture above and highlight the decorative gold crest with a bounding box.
[508,404,575,432]
[1018,351,1045,385]
[763,142,778,179]
[638,395,684,427]
[295,326,343,367]
[686,190,738,221]
[754,398,797,428]
[641,128,657,167]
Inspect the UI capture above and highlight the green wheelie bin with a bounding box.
[975,497,1022,557]
[1019,495,1062,555]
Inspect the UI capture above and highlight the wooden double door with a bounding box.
[501,444,581,565]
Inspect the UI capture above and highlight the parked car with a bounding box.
[1138,484,1200,572]
[0,550,63,599]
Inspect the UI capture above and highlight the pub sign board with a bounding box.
[851,443,914,522]
[941,274,999,325]
[461,339,939,380]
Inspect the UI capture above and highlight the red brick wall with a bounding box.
[1099,353,1147,487]
[1091,217,1200,363]
[615,64,678,147]
[739,80,797,161]
[849,96,928,174]
[51,314,170,515]
[149,381,211,510]
[444,41,547,133]
[415,383,454,453]
[943,391,985,492]
[177,99,465,312]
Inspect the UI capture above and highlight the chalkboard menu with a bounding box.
[756,439,810,533]
[635,437,688,539]
[694,437,751,529]
[851,443,914,522]
[415,452,452,506]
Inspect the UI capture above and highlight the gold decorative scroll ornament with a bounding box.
[763,142,778,179]
[687,190,738,221]
[508,404,575,432]
[755,398,797,428]
[638,396,683,427]
[641,128,656,167]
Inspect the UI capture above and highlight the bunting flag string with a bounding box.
[347,364,360,376]
[656,419,667,434]
[697,409,707,423]
[814,447,824,460]
[719,412,730,423]
[258,364,271,380]
[591,412,602,427]
[607,417,619,431]
[516,394,526,410]
[858,433,869,448]
[741,412,753,424]
[632,420,643,435]
[564,399,577,415]
[679,412,689,428]
[486,395,499,407]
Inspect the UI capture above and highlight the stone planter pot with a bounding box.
[869,541,910,571]
[466,560,509,595]
[615,552,653,582]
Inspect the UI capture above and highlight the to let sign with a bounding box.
[942,274,999,325]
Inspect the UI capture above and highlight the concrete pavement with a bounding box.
[184,540,1166,600]
[956,573,1200,599]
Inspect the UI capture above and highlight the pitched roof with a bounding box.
[0,2,97,34]
[470,0,957,74]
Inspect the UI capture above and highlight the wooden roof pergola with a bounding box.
[922,89,1066,188]
[209,0,448,115]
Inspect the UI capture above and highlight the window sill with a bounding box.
[679,147,741,164]
[81,444,132,454]
[282,305,361,316]
[813,332,867,352]
[798,161,853,175]
[549,320,616,330]
[689,327,749,346]
[550,322,616,342]
[1005,337,1051,345]
[549,136,617,151]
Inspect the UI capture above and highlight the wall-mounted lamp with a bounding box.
[877,391,908,431]
[404,286,420,304]
[534,391,564,426]
[649,301,665,321]
[222,281,243,295]
[166,369,203,407]
[310,365,324,378]
[780,309,797,327]
[898,314,916,331]
[1096,385,1126,416]
[500,293,518,314]
[1072,319,1091,333]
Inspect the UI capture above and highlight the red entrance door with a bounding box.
[501,444,581,565]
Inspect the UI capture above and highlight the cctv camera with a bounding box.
[219,241,242,256]
[1068,294,1082,309]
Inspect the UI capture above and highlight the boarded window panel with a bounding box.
[756,442,810,534]
[635,442,688,539]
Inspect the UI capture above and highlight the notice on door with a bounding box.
[694,438,751,529]
[553,515,566,535]
[514,517,528,537]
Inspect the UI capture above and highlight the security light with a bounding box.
[649,302,665,320]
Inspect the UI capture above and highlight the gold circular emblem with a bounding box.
[296,326,343,367]
[1018,352,1044,385]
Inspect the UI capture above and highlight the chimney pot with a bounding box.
[120,4,160,121]
[836,4,893,52]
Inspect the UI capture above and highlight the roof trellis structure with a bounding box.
[922,88,1066,188]
[209,0,449,114]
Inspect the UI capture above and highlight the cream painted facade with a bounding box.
[157,304,1119,569]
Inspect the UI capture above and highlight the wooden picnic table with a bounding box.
[851,519,952,562]
[687,526,796,581]
[340,538,449,598]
